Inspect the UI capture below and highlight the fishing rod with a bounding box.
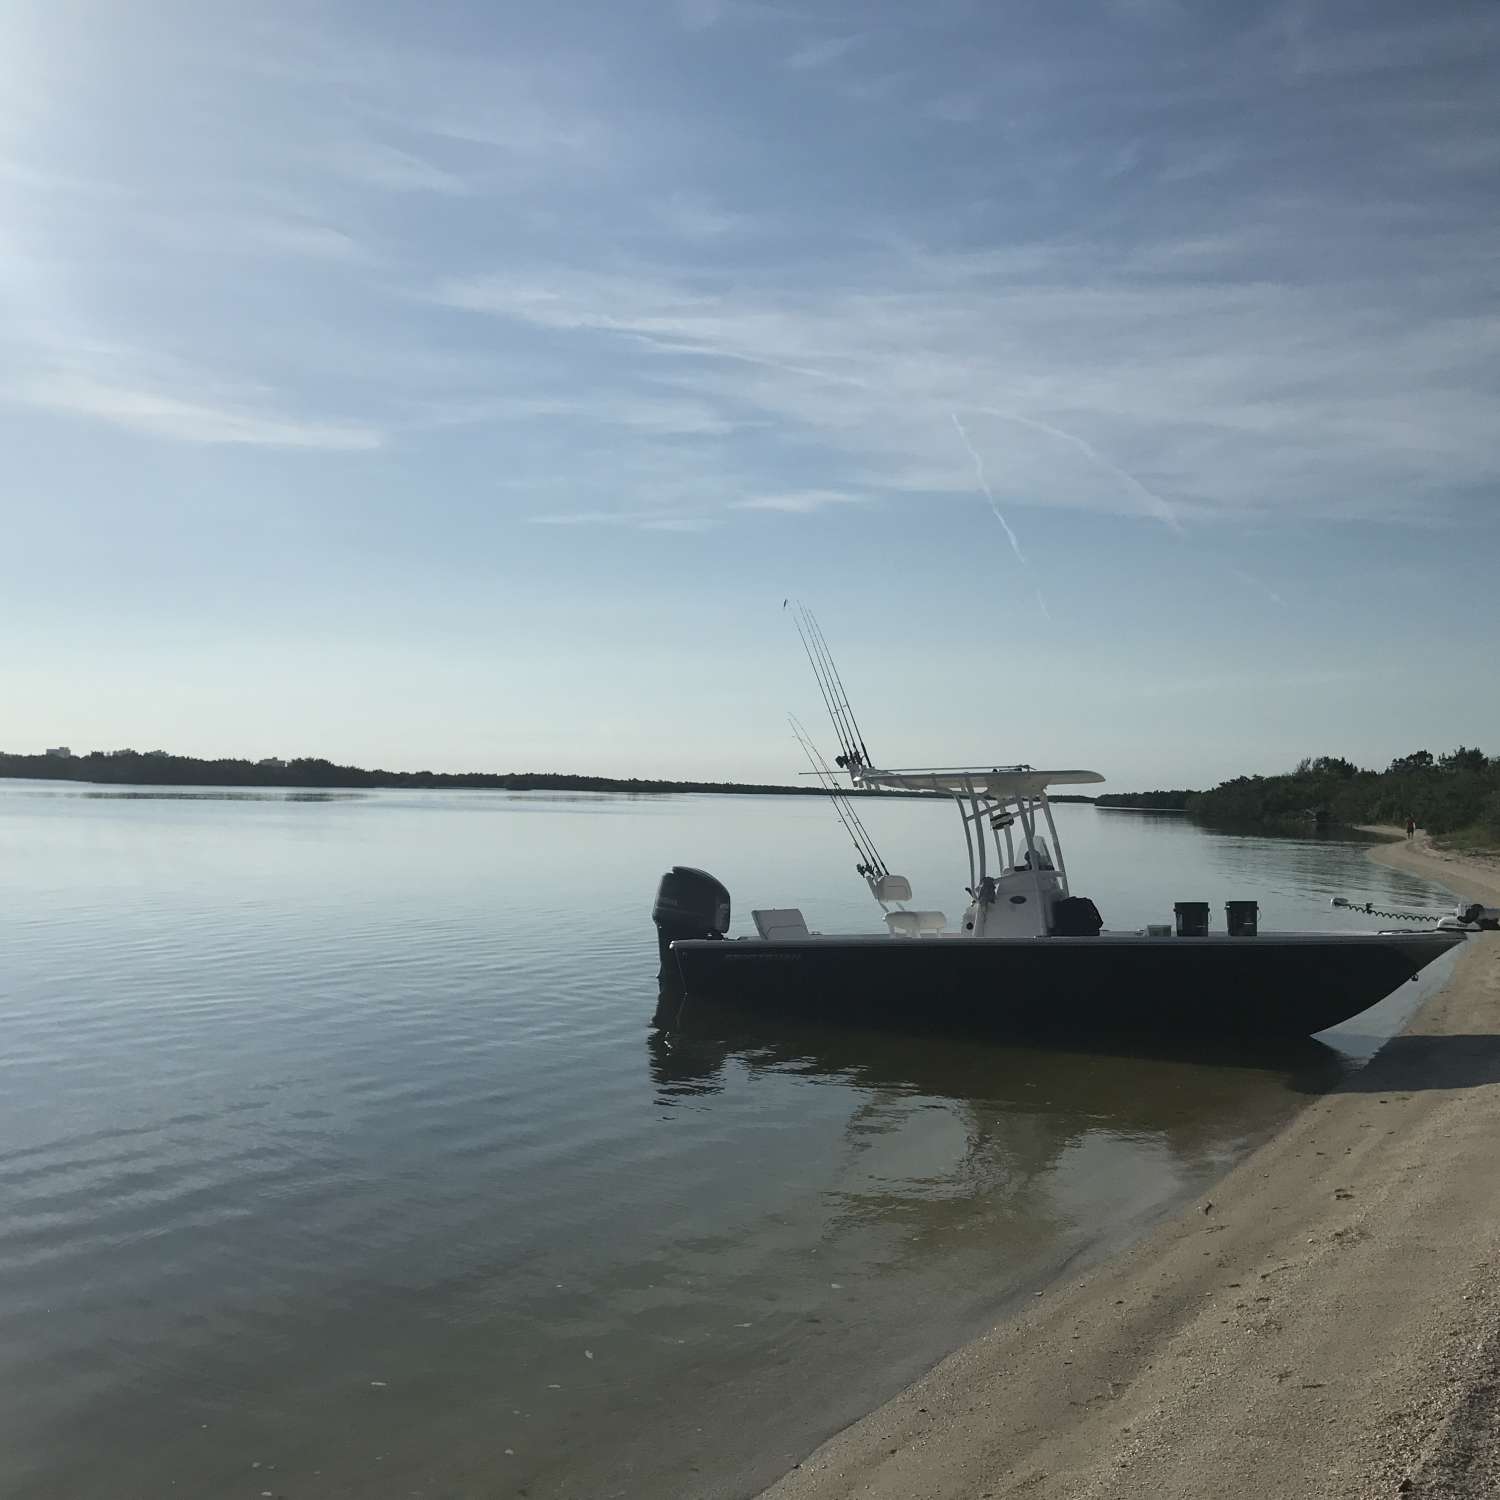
[789,714,885,874]
[804,605,867,771]
[788,603,858,770]
[789,715,888,880]
[788,602,872,774]
[804,606,874,772]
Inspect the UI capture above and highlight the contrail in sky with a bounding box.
[977,405,1182,532]
[952,404,1283,616]
[950,412,1052,620]
[1230,566,1286,608]
[951,412,1027,565]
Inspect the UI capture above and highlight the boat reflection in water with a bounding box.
[650,984,1356,1158]
[631,981,1380,1500]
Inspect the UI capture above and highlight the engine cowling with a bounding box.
[652,866,731,985]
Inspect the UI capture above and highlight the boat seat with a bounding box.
[870,874,913,903]
[885,910,948,937]
[752,908,810,941]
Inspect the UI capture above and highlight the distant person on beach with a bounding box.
[1406,817,1416,839]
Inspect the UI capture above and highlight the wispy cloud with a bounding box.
[1275,5,1500,82]
[925,92,985,125]
[732,489,868,513]
[0,157,135,200]
[315,140,469,195]
[240,218,368,261]
[675,0,730,31]
[657,194,751,240]
[226,20,618,169]
[508,392,737,436]
[1229,566,1287,608]
[674,0,791,32]
[137,211,372,264]
[785,35,865,71]
[436,234,1498,529]
[3,0,1495,543]
[13,373,381,450]
[528,508,716,532]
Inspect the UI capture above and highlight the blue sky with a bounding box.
[3,0,1496,788]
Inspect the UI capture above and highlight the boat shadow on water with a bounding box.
[651,983,1500,1125]
[1310,1031,1500,1094]
[649,989,1356,1110]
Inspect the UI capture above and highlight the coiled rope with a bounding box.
[1330,896,1446,923]
[1330,896,1497,929]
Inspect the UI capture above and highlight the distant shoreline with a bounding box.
[0,751,1098,802]
[1095,749,1498,845]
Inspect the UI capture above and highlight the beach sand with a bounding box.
[762,834,1500,1500]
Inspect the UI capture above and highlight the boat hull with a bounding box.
[667,930,1465,1040]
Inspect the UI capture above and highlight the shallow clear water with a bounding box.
[0,784,1456,1498]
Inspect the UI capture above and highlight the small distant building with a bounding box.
[257,756,288,769]
[45,746,73,759]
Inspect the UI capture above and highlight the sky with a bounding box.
[2,0,1497,790]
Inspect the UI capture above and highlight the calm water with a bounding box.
[0,783,1456,1499]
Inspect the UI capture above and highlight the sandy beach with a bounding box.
[763,833,1500,1500]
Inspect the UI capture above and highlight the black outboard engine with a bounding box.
[652,866,731,985]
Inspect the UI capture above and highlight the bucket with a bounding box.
[1226,900,1259,937]
[1174,901,1210,937]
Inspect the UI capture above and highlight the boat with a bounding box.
[650,609,1472,1041]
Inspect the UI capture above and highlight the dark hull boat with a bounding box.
[665,928,1465,1041]
[652,606,1475,1045]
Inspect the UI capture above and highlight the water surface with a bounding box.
[0,785,1455,1498]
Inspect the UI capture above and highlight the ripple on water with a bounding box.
[0,788,1462,1499]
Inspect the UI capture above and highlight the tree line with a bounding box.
[1094,789,1197,811]
[0,748,915,798]
[1100,748,1499,837]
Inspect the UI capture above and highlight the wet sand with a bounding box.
[763,833,1500,1500]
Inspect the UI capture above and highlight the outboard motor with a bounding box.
[652,866,731,984]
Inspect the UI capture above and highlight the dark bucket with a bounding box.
[1226,900,1260,937]
[1174,901,1210,937]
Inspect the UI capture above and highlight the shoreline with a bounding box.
[0,768,946,800]
[762,835,1500,1499]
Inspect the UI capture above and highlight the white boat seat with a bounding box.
[885,910,948,937]
[752,908,810,940]
[870,874,913,903]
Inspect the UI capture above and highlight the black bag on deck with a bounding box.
[1051,896,1103,936]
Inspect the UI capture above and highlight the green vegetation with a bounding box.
[1105,748,1500,843]
[1094,790,1195,811]
[1437,813,1500,855]
[13,745,1493,843]
[0,748,921,798]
